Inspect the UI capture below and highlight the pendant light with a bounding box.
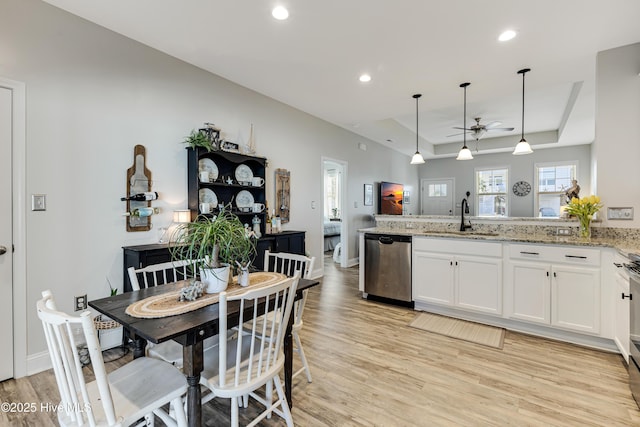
[410,93,426,165]
[513,68,533,155]
[456,82,473,160]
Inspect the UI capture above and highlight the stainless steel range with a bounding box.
[626,254,640,408]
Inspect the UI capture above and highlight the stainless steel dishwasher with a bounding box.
[364,233,412,304]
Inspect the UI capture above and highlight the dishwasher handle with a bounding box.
[378,236,395,245]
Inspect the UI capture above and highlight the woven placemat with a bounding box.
[125,271,287,319]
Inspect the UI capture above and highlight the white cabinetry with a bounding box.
[413,237,502,315]
[506,244,601,334]
[613,256,630,362]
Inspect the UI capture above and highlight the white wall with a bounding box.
[1,0,419,360]
[417,145,592,217]
[594,42,640,228]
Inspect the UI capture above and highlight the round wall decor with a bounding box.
[512,180,531,196]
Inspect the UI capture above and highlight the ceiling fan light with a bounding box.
[513,138,533,155]
[456,146,473,160]
[411,151,425,164]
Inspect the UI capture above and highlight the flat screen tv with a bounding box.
[379,181,404,215]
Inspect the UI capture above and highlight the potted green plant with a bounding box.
[170,206,256,293]
[183,129,214,152]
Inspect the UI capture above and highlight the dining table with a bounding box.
[89,273,320,427]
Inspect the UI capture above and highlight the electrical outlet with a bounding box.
[556,228,571,236]
[74,294,87,311]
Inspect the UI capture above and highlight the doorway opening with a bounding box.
[322,158,347,268]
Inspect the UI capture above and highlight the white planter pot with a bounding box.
[200,264,230,294]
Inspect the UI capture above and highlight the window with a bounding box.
[475,168,508,216]
[428,183,447,197]
[535,162,577,218]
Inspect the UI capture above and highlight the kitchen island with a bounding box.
[359,215,640,355]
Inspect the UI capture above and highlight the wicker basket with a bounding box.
[93,314,120,330]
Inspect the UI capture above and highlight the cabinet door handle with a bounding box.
[520,251,539,256]
[0,246,6,256]
[546,271,549,277]
[450,261,453,266]
[553,272,557,278]
[622,293,633,300]
[565,255,587,259]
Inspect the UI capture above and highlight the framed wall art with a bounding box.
[364,184,373,206]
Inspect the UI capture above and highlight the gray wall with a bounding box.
[594,42,640,228]
[417,144,592,217]
[2,0,419,361]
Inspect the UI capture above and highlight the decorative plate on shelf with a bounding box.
[235,164,253,184]
[235,190,254,210]
[199,188,218,206]
[199,158,219,181]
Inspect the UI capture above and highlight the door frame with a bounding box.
[321,157,348,268]
[1,77,27,378]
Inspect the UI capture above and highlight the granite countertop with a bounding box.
[359,227,640,255]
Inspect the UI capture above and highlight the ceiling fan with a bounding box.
[448,117,514,140]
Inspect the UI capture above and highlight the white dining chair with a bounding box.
[200,275,299,427]
[128,259,223,369]
[263,250,315,382]
[37,290,188,427]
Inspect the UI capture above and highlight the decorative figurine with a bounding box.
[178,279,205,302]
[564,179,580,203]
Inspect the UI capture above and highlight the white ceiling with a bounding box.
[42,0,640,158]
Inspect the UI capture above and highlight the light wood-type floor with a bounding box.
[3,255,640,426]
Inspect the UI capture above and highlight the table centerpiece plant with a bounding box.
[170,205,257,293]
[563,195,603,239]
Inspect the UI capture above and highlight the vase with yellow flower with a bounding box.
[563,195,603,239]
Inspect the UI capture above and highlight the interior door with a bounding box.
[0,86,13,381]
[421,178,454,215]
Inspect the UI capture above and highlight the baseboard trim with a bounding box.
[26,350,51,376]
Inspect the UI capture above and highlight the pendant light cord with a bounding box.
[413,94,422,152]
[463,85,467,148]
[518,68,530,141]
[459,82,470,149]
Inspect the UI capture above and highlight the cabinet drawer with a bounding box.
[413,236,502,257]
[509,243,600,266]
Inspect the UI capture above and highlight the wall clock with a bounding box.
[512,180,531,197]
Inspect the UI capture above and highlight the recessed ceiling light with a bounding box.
[498,30,517,42]
[272,6,289,20]
[359,74,372,83]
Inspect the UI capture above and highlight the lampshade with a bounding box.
[456,82,473,160]
[411,152,425,164]
[173,210,191,223]
[513,138,533,155]
[410,93,426,165]
[513,68,533,155]
[456,147,474,160]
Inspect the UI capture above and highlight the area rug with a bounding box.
[409,312,505,349]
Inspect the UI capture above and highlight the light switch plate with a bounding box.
[32,194,46,211]
[607,207,633,220]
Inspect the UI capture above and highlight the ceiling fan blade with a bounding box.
[486,127,515,132]
[484,121,502,129]
[451,127,471,131]
[446,131,469,137]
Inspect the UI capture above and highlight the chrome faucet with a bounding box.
[460,191,472,232]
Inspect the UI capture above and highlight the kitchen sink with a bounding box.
[424,231,500,237]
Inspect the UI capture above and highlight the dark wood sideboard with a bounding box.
[122,230,306,292]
